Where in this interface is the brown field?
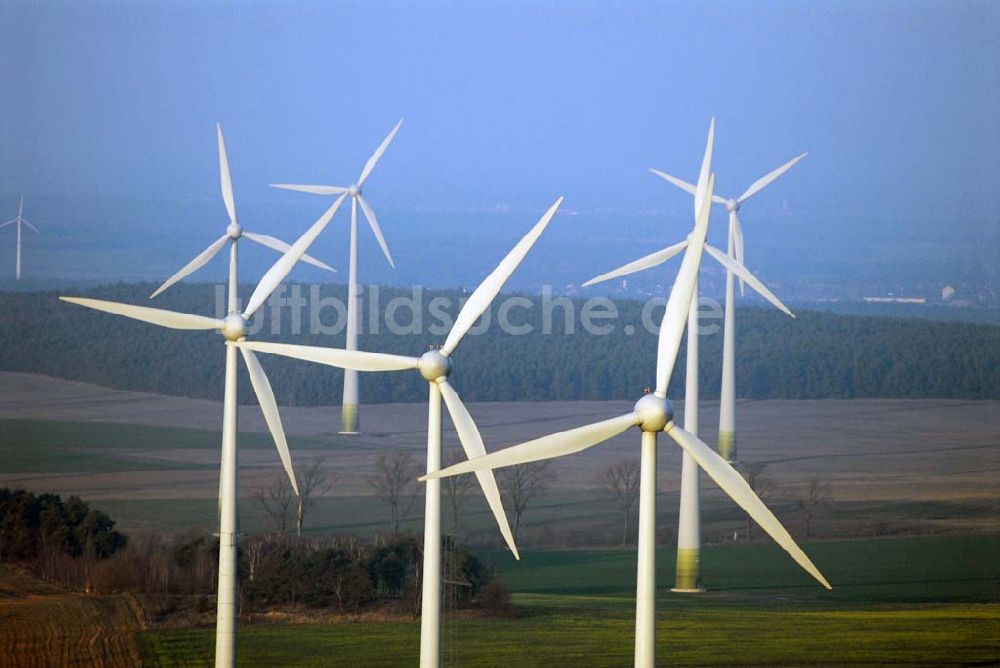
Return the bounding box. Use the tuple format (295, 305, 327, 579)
(0, 566, 146, 667)
(1, 370, 999, 540)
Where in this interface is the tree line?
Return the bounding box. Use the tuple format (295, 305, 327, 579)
(1, 282, 997, 403)
(0, 487, 509, 619)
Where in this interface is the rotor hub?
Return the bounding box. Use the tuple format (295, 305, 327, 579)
(226, 222, 243, 239)
(418, 350, 452, 382)
(633, 393, 673, 433)
(726, 198, 740, 213)
(348, 184, 361, 198)
(221, 314, 248, 341)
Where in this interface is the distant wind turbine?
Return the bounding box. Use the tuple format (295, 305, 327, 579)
(271, 119, 403, 434)
(236, 197, 564, 668)
(150, 126, 334, 300)
(428, 152, 828, 668)
(1, 197, 40, 280)
(584, 120, 795, 593)
(59, 124, 347, 668)
(651, 150, 806, 462)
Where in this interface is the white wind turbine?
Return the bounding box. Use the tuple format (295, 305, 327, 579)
(651, 149, 806, 463)
(1, 197, 40, 280)
(583, 120, 795, 593)
(426, 161, 829, 668)
(59, 124, 349, 668)
(270, 119, 403, 434)
(149, 126, 335, 300)
(237, 197, 564, 668)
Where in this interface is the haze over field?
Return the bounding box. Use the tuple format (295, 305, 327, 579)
(0, 1, 997, 303)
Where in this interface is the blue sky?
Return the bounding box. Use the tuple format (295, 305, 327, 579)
(0, 1, 997, 286)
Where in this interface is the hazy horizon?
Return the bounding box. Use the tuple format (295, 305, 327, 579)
(0, 1, 997, 300)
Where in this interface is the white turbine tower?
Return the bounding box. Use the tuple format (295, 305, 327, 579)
(651, 150, 806, 462)
(1, 197, 40, 280)
(236, 197, 564, 668)
(583, 121, 794, 592)
(427, 171, 829, 668)
(59, 125, 349, 668)
(149, 126, 335, 300)
(270, 119, 403, 435)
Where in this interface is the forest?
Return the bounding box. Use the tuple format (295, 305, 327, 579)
(0, 282, 997, 404)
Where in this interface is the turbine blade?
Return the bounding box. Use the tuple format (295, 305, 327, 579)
(357, 196, 395, 268)
(21, 219, 39, 234)
(0, 219, 16, 229)
(648, 169, 695, 195)
(60, 297, 223, 330)
(150, 235, 230, 298)
(442, 197, 563, 356)
(733, 213, 746, 296)
(243, 194, 347, 318)
(422, 412, 639, 481)
(439, 380, 519, 559)
(704, 244, 793, 317)
(712, 194, 728, 204)
(357, 118, 403, 187)
(738, 153, 807, 203)
(243, 231, 336, 272)
(217, 124, 237, 224)
(240, 346, 299, 495)
(582, 240, 688, 287)
(655, 174, 714, 395)
(666, 424, 831, 589)
(693, 117, 716, 219)
(236, 340, 419, 372)
(269, 184, 349, 196)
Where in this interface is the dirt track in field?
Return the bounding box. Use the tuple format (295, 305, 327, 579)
(0, 568, 146, 667)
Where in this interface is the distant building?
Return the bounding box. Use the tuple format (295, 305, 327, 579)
(863, 296, 927, 304)
(941, 285, 956, 302)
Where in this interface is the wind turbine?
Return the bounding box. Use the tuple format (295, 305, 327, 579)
(583, 121, 794, 593)
(1, 197, 40, 280)
(59, 124, 349, 668)
(236, 197, 564, 668)
(426, 160, 828, 668)
(651, 150, 806, 463)
(149, 126, 335, 300)
(270, 119, 403, 434)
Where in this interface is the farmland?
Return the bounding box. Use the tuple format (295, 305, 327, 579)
(0, 372, 998, 665)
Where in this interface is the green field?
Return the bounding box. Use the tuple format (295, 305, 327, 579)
(138, 534, 1000, 666)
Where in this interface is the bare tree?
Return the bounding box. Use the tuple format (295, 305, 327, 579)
(795, 478, 830, 539)
(598, 460, 641, 546)
(497, 462, 556, 544)
(256, 473, 295, 533)
(369, 451, 421, 533)
(740, 462, 774, 544)
(296, 459, 336, 537)
(442, 451, 475, 533)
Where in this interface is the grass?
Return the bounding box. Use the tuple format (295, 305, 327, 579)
(138, 534, 1000, 666)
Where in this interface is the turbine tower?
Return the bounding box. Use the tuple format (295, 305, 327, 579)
(1, 197, 40, 280)
(584, 121, 794, 592)
(236, 197, 564, 668)
(427, 169, 829, 668)
(652, 150, 806, 462)
(59, 124, 347, 668)
(271, 119, 403, 435)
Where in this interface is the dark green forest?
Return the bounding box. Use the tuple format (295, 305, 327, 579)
(0, 282, 997, 404)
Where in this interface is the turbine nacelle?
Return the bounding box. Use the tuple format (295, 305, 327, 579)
(221, 314, 249, 341)
(226, 222, 243, 240)
(418, 349, 452, 382)
(348, 184, 361, 198)
(634, 392, 673, 433)
(726, 198, 740, 213)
